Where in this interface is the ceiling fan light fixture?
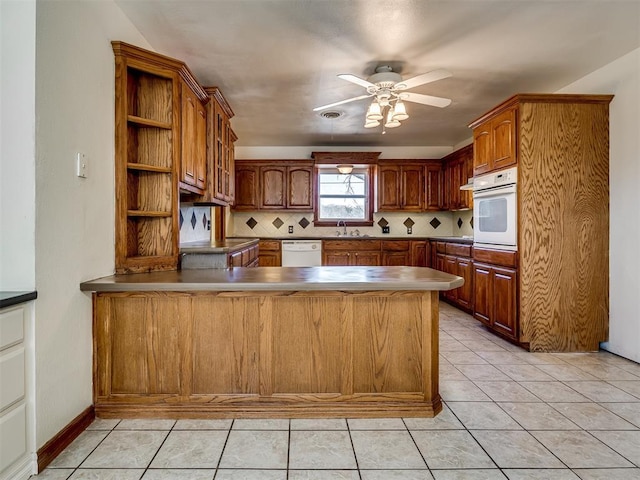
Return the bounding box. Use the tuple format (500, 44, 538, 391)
(337, 164, 354, 174)
(366, 100, 383, 120)
(392, 100, 409, 121)
(385, 109, 401, 128)
(364, 119, 380, 128)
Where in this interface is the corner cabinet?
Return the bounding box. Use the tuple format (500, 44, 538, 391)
(113, 42, 181, 274)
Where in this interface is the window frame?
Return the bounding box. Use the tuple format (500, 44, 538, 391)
(313, 165, 374, 227)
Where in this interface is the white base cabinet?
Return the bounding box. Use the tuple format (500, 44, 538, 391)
(0, 303, 35, 480)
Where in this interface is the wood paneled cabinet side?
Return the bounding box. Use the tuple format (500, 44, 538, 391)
(179, 81, 207, 194)
(470, 106, 517, 175)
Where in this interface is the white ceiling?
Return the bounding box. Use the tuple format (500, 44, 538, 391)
(116, 0, 640, 148)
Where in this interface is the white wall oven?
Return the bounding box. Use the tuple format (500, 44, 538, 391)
(473, 167, 517, 251)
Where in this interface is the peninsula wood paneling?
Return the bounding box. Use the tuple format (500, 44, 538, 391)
(93, 290, 441, 418)
(518, 101, 610, 351)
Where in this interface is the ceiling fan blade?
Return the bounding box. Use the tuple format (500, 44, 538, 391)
(337, 74, 376, 89)
(401, 92, 452, 108)
(394, 69, 452, 90)
(312, 94, 373, 111)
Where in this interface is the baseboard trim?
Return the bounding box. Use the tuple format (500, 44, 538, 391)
(37, 405, 95, 472)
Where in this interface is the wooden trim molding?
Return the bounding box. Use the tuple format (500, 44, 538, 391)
(37, 405, 95, 472)
(311, 151, 381, 164)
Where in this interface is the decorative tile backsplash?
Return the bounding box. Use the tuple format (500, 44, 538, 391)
(180, 206, 211, 243)
(230, 210, 473, 238)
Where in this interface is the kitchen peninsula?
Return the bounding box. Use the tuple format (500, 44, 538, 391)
(80, 266, 462, 419)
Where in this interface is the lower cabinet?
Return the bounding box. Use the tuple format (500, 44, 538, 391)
(434, 241, 474, 312)
(472, 247, 518, 341)
(323, 239, 429, 267)
(258, 240, 281, 266)
(229, 243, 259, 267)
(0, 302, 35, 480)
(381, 241, 410, 266)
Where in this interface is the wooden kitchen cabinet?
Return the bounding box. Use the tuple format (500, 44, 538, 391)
(234, 161, 313, 211)
(425, 163, 443, 211)
(441, 145, 473, 210)
(470, 94, 612, 351)
(322, 239, 382, 266)
(112, 42, 182, 274)
(233, 162, 260, 210)
(381, 240, 411, 266)
(432, 240, 473, 312)
(377, 163, 424, 211)
(258, 240, 281, 266)
(179, 80, 207, 194)
(471, 106, 517, 175)
(228, 243, 259, 267)
(472, 261, 518, 341)
(410, 240, 428, 267)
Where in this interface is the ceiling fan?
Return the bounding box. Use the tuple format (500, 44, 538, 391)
(313, 66, 452, 129)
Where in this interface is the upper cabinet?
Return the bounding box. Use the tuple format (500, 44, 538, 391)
(112, 41, 182, 274)
(470, 106, 517, 175)
(233, 161, 314, 211)
(377, 163, 424, 212)
(441, 144, 473, 210)
(179, 80, 208, 194)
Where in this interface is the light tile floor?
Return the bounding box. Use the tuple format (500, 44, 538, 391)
(33, 303, 640, 480)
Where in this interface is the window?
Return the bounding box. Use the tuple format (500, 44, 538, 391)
(313, 167, 374, 226)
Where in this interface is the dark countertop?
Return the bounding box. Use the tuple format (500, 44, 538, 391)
(80, 266, 463, 293)
(227, 236, 474, 244)
(180, 238, 259, 254)
(0, 291, 37, 309)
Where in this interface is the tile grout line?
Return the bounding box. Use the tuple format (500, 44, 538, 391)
(212, 418, 235, 479)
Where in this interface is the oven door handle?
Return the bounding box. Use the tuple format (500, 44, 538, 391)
(473, 183, 517, 199)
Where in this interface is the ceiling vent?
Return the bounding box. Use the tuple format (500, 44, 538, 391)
(319, 110, 342, 119)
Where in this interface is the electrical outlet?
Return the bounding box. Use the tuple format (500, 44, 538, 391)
(288, 225, 294, 234)
(382, 226, 390, 234)
(76, 152, 88, 178)
(407, 227, 412, 234)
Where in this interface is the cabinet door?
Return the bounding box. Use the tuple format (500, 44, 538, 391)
(410, 241, 428, 267)
(233, 164, 259, 210)
(460, 150, 474, 209)
(425, 164, 442, 211)
(492, 108, 517, 171)
(401, 165, 424, 211)
(258, 252, 281, 267)
(493, 266, 517, 339)
(456, 258, 474, 310)
(288, 167, 313, 209)
(473, 123, 492, 176)
(450, 160, 461, 209)
(260, 166, 286, 209)
(377, 165, 401, 210)
(382, 251, 410, 266)
(354, 251, 381, 266)
(323, 251, 351, 266)
(213, 101, 227, 201)
(180, 83, 199, 190)
(473, 263, 492, 326)
(195, 102, 207, 190)
(444, 255, 458, 301)
(436, 253, 446, 272)
(442, 163, 452, 210)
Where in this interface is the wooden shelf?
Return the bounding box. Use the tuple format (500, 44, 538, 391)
(127, 115, 172, 129)
(126, 210, 172, 218)
(127, 163, 172, 174)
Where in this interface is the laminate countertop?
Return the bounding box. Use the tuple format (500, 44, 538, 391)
(226, 236, 474, 244)
(0, 291, 37, 308)
(80, 266, 463, 293)
(179, 238, 259, 254)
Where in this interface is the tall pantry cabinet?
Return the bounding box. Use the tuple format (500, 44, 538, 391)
(469, 94, 613, 352)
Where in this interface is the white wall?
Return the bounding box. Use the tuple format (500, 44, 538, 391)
(557, 48, 640, 362)
(34, 0, 150, 447)
(0, 0, 36, 290)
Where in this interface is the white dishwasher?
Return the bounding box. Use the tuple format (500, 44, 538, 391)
(281, 240, 323, 266)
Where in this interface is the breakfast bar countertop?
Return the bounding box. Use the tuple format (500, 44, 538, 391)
(179, 238, 259, 254)
(80, 266, 463, 293)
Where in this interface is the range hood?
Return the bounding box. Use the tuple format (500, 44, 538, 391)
(459, 178, 474, 190)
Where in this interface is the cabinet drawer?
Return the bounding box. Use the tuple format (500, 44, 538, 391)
(381, 240, 409, 252)
(0, 347, 25, 411)
(473, 248, 517, 267)
(0, 307, 24, 351)
(259, 240, 281, 252)
(323, 240, 381, 251)
(435, 242, 447, 253)
(0, 403, 27, 472)
(445, 243, 472, 258)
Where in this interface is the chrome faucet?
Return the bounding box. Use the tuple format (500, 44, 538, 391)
(337, 220, 347, 236)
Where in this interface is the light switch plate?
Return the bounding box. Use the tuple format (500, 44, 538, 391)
(76, 152, 88, 178)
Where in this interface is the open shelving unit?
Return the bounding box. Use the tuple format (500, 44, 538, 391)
(113, 42, 181, 274)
